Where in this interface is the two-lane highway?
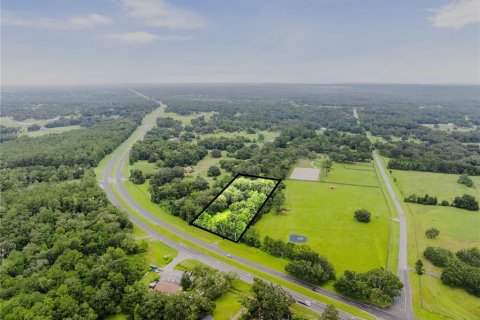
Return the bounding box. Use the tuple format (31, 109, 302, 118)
(100, 96, 409, 320)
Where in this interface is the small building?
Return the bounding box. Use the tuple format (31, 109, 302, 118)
(153, 270, 185, 294)
(184, 166, 193, 174)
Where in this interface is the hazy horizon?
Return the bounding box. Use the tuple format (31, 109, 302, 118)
(2, 0, 479, 86)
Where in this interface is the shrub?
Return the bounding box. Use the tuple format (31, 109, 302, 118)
(423, 246, 454, 267)
(458, 174, 474, 187)
(425, 227, 440, 239)
(456, 247, 480, 268)
(354, 209, 371, 223)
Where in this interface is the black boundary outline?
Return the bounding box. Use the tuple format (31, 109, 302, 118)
(190, 173, 282, 243)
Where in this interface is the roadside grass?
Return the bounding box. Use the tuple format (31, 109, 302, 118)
(133, 225, 148, 237)
(111, 185, 374, 319)
(129, 160, 159, 177)
(123, 180, 219, 243)
(175, 259, 321, 320)
(255, 179, 391, 275)
(145, 239, 178, 268)
(380, 158, 480, 319)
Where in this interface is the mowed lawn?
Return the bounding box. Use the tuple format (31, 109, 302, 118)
(254, 179, 391, 275)
(391, 169, 480, 319)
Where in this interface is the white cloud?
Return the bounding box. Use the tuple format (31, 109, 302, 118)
(105, 31, 187, 43)
(121, 0, 205, 29)
(2, 12, 113, 29)
(69, 14, 113, 28)
(429, 0, 480, 29)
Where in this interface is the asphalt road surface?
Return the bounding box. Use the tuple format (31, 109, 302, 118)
(373, 151, 414, 320)
(100, 98, 410, 320)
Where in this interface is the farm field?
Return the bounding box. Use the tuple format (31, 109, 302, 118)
(254, 177, 392, 275)
(390, 168, 480, 319)
(318, 161, 380, 187)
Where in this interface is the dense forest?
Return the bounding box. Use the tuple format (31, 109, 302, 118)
(193, 177, 277, 241)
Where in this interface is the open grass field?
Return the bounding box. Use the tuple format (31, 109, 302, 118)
(145, 239, 178, 268)
(129, 160, 159, 177)
(0, 116, 82, 137)
(387, 166, 480, 319)
(254, 178, 391, 275)
(318, 161, 380, 187)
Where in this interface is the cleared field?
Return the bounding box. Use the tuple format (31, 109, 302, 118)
(392, 169, 480, 201)
(390, 168, 480, 319)
(129, 160, 159, 177)
(0, 116, 81, 137)
(255, 179, 391, 275)
(317, 161, 379, 187)
(290, 167, 320, 181)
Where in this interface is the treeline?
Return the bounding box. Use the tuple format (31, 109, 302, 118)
(1, 87, 156, 122)
(0, 174, 145, 319)
(404, 193, 479, 211)
(388, 158, 480, 175)
(334, 268, 404, 306)
(129, 139, 207, 167)
(1, 119, 136, 169)
(424, 247, 480, 296)
(164, 98, 361, 133)
(0, 165, 84, 191)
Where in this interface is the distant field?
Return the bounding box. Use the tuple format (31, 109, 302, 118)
(255, 178, 391, 275)
(421, 123, 476, 133)
(390, 168, 480, 319)
(0, 116, 81, 137)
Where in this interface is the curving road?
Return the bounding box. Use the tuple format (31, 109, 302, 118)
(100, 96, 409, 320)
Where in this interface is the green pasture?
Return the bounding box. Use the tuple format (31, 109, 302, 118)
(392, 169, 480, 201)
(318, 161, 379, 187)
(255, 179, 391, 275)
(384, 163, 480, 319)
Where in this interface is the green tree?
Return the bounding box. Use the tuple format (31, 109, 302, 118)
(458, 174, 474, 187)
(180, 273, 192, 291)
(354, 209, 371, 223)
(129, 169, 146, 184)
(207, 165, 221, 177)
(415, 259, 424, 275)
(211, 149, 222, 158)
(241, 278, 295, 320)
(321, 305, 339, 320)
(425, 227, 440, 239)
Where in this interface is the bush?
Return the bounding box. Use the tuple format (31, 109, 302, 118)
(425, 227, 440, 239)
(458, 174, 474, 187)
(334, 268, 403, 305)
(452, 194, 479, 211)
(211, 149, 222, 158)
(423, 246, 454, 267)
(129, 169, 146, 184)
(207, 165, 221, 177)
(354, 209, 371, 223)
(456, 247, 480, 268)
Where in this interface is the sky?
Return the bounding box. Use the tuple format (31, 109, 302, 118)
(1, 0, 479, 85)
